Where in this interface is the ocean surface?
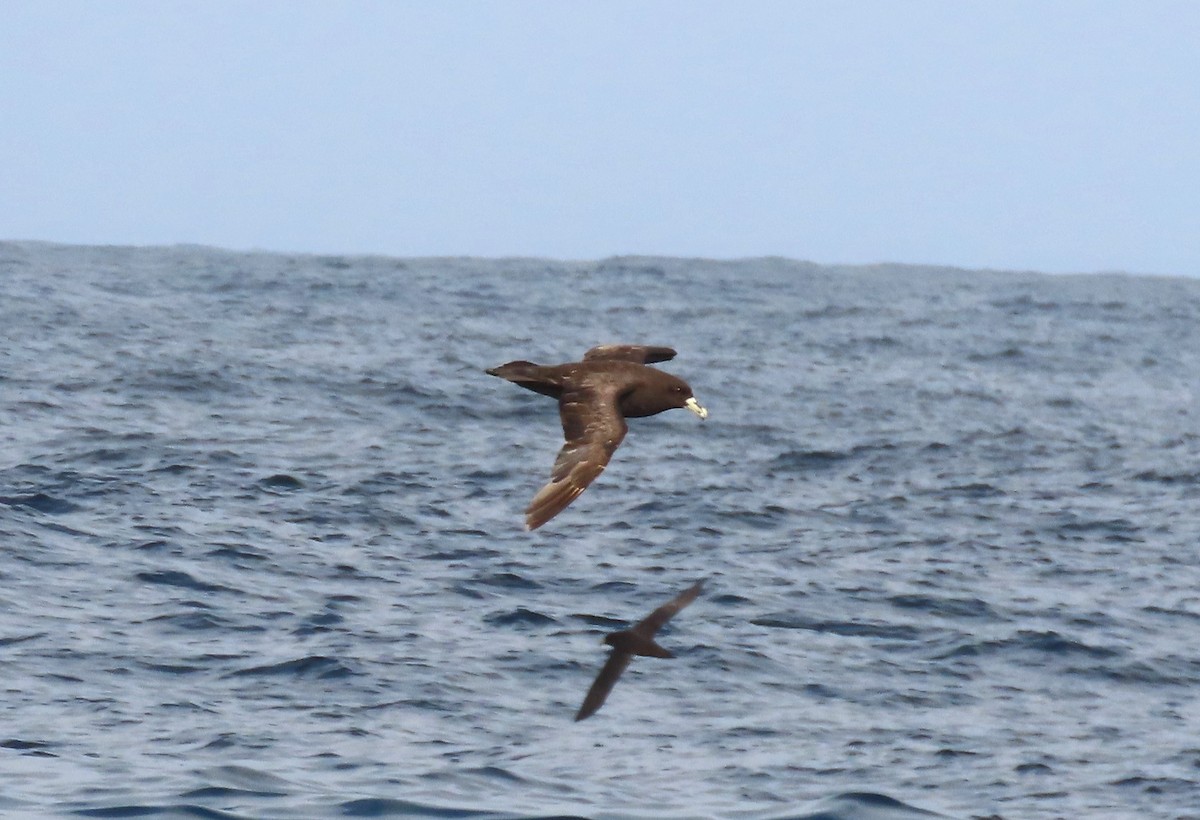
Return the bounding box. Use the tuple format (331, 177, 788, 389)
(2, 241, 1199, 820)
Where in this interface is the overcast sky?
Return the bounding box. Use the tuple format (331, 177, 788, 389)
(2, 1, 1197, 274)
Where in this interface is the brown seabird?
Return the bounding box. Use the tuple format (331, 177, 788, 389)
(486, 344, 707, 530)
(575, 579, 704, 721)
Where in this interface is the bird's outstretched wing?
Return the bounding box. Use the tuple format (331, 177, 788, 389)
(583, 344, 677, 364)
(633, 580, 705, 637)
(524, 381, 627, 530)
(575, 649, 633, 721)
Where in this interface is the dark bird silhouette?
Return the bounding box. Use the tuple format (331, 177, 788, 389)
(486, 344, 707, 530)
(575, 579, 704, 722)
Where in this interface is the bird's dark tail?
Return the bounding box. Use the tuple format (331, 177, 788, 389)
(485, 360, 563, 398)
(632, 638, 674, 659)
(485, 360, 540, 380)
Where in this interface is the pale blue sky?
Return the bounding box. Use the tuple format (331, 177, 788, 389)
(2, 1, 1197, 274)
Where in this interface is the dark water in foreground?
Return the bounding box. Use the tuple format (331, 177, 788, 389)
(2, 241, 1199, 819)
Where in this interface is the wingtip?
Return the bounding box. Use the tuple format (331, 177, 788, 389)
(523, 480, 585, 531)
(524, 506, 551, 531)
(523, 504, 546, 531)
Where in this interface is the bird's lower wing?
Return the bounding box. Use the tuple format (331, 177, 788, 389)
(575, 650, 632, 721)
(524, 383, 626, 530)
(525, 443, 608, 530)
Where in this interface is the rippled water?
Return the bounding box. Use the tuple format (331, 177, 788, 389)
(2, 241, 1199, 819)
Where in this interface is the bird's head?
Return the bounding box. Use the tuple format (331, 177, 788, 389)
(665, 377, 707, 419)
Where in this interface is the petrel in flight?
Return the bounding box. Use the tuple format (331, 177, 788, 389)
(575, 579, 704, 722)
(487, 344, 707, 530)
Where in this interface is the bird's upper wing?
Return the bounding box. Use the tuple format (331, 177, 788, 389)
(575, 649, 633, 721)
(524, 380, 627, 530)
(634, 580, 704, 637)
(582, 344, 677, 364)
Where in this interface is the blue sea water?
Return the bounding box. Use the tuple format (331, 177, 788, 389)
(2, 241, 1199, 819)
